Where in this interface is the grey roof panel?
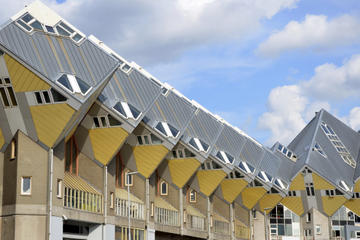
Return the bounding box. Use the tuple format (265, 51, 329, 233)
(238, 138, 264, 168)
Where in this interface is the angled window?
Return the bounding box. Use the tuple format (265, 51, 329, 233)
(339, 180, 350, 192)
(320, 122, 356, 168)
(155, 121, 179, 138)
(216, 150, 234, 164)
(121, 64, 131, 73)
(16, 13, 43, 32)
(314, 142, 326, 157)
(21, 176, 32, 195)
(0, 77, 17, 108)
(238, 161, 255, 174)
(57, 74, 92, 96)
(188, 137, 209, 153)
(113, 101, 141, 120)
(277, 143, 296, 161)
(274, 178, 288, 190)
(56, 21, 84, 43)
(257, 171, 273, 183)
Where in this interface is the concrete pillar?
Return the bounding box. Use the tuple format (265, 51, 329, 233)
(180, 188, 184, 235)
(146, 178, 155, 240)
(50, 216, 62, 240)
(230, 203, 235, 240)
(207, 197, 212, 240)
(104, 224, 115, 240)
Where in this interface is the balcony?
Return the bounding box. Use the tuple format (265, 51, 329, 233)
(63, 172, 103, 213)
(115, 188, 145, 220)
(235, 219, 250, 239)
(186, 205, 206, 231)
(213, 213, 229, 235)
(155, 196, 179, 226)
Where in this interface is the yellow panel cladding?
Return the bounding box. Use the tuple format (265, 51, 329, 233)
(167, 158, 200, 188)
(259, 194, 283, 213)
(313, 172, 335, 190)
(0, 128, 4, 149)
(241, 187, 267, 210)
(4, 54, 50, 92)
(354, 179, 360, 192)
(289, 174, 305, 191)
(30, 104, 74, 147)
(322, 196, 347, 216)
(197, 170, 226, 197)
(281, 197, 304, 216)
(89, 127, 129, 165)
(133, 145, 169, 178)
(64, 172, 100, 195)
(221, 179, 248, 203)
(345, 199, 360, 216)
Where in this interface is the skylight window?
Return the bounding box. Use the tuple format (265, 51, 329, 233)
(274, 178, 288, 190)
(257, 171, 273, 183)
(216, 151, 234, 164)
(56, 74, 91, 96)
(320, 122, 356, 168)
(113, 101, 141, 120)
(155, 122, 179, 138)
(277, 143, 297, 161)
(339, 180, 350, 192)
(188, 137, 209, 153)
(16, 13, 43, 32)
(238, 161, 255, 174)
(314, 142, 326, 157)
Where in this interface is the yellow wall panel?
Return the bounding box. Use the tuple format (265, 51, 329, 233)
(241, 187, 267, 210)
(133, 145, 169, 178)
(344, 199, 360, 216)
(0, 128, 4, 149)
(221, 179, 248, 203)
(322, 196, 347, 217)
(89, 127, 129, 165)
(289, 174, 305, 190)
(281, 197, 304, 216)
(4, 54, 50, 92)
(259, 194, 283, 213)
(168, 158, 200, 188)
(354, 180, 360, 192)
(197, 170, 226, 197)
(313, 172, 335, 190)
(30, 104, 74, 147)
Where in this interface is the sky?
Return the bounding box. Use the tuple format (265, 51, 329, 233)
(1, 0, 360, 147)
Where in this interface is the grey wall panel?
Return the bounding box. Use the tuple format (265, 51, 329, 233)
(258, 150, 281, 178)
(239, 139, 264, 168)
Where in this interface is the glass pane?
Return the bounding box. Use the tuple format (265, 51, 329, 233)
(22, 177, 31, 193)
(75, 76, 91, 95)
(60, 22, 74, 33)
(30, 20, 42, 30)
(57, 74, 73, 92)
(0, 87, 10, 106)
(185, 148, 195, 157)
(155, 122, 166, 136)
(128, 103, 141, 119)
(278, 224, 285, 235)
(168, 123, 179, 137)
(35, 92, 42, 104)
(72, 33, 83, 42)
(93, 117, 100, 128)
(21, 13, 33, 23)
(100, 116, 107, 127)
(199, 139, 209, 151)
(108, 114, 121, 126)
(43, 91, 51, 103)
(150, 134, 162, 144)
(161, 182, 167, 194)
(56, 26, 70, 36)
(17, 20, 32, 31)
(51, 88, 67, 102)
(7, 87, 17, 106)
(178, 150, 183, 158)
(4, 78, 10, 84)
(143, 135, 149, 144)
(189, 138, 199, 151)
(45, 25, 55, 33)
(113, 102, 126, 117)
(137, 136, 143, 145)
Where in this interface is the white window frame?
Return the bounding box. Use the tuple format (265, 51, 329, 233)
(315, 225, 321, 235)
(57, 74, 92, 96)
(110, 192, 114, 209)
(239, 161, 254, 174)
(339, 180, 350, 192)
(56, 179, 62, 198)
(189, 189, 197, 203)
(125, 171, 133, 187)
(21, 176, 32, 196)
(259, 171, 270, 182)
(160, 181, 168, 196)
(306, 212, 311, 223)
(155, 122, 179, 138)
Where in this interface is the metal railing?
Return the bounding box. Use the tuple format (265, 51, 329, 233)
(214, 220, 229, 235)
(63, 187, 103, 213)
(115, 198, 145, 220)
(155, 207, 179, 226)
(188, 214, 205, 231)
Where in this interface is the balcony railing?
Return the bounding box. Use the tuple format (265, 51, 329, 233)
(188, 214, 205, 231)
(63, 186, 103, 213)
(235, 224, 250, 239)
(214, 220, 229, 235)
(115, 198, 145, 220)
(155, 207, 179, 226)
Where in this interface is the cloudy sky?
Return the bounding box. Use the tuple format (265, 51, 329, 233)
(1, 0, 360, 146)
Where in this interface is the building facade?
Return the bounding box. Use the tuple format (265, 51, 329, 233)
(0, 2, 359, 240)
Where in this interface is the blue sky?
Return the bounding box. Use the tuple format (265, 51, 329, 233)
(1, 0, 360, 146)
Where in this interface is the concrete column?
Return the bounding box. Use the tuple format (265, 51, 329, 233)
(50, 216, 62, 240)
(207, 197, 212, 240)
(103, 166, 108, 240)
(230, 203, 235, 240)
(146, 178, 150, 224)
(180, 188, 184, 235)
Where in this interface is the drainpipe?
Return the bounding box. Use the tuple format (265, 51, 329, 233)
(48, 148, 53, 240)
(103, 165, 108, 240)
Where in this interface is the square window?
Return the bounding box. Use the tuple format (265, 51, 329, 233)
(125, 172, 133, 186)
(21, 177, 31, 195)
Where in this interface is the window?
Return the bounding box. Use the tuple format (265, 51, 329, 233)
(34, 88, 67, 105)
(306, 212, 311, 222)
(353, 192, 360, 199)
(189, 189, 196, 203)
(65, 137, 78, 175)
(304, 229, 312, 236)
(188, 137, 209, 152)
(226, 170, 244, 179)
(155, 122, 179, 138)
(320, 121, 356, 168)
(306, 183, 315, 196)
(57, 74, 92, 96)
(113, 101, 141, 120)
(136, 134, 162, 146)
(277, 143, 297, 161)
(314, 142, 326, 157)
(315, 225, 321, 235)
(92, 114, 121, 128)
(121, 64, 131, 73)
(16, 13, 42, 32)
(160, 181, 168, 196)
(257, 171, 273, 183)
(172, 148, 195, 159)
(238, 161, 255, 174)
(288, 191, 296, 196)
(216, 151, 234, 164)
(56, 21, 84, 42)
(125, 171, 133, 186)
(110, 192, 114, 209)
(21, 176, 31, 195)
(325, 189, 335, 197)
(0, 77, 17, 107)
(339, 180, 350, 192)
(274, 178, 287, 190)
(10, 139, 16, 160)
(57, 179, 62, 198)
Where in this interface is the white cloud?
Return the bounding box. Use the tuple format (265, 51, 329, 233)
(257, 14, 360, 57)
(259, 54, 360, 145)
(0, 0, 298, 65)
